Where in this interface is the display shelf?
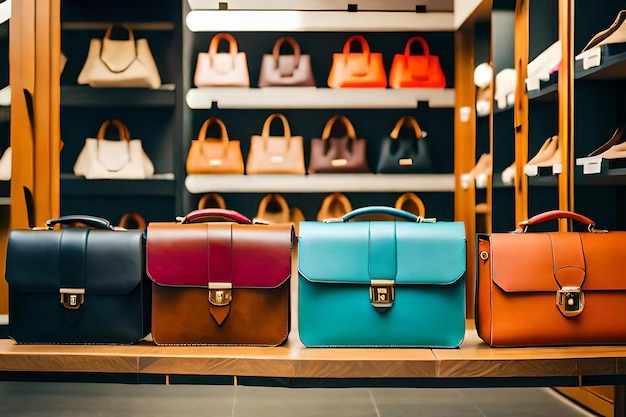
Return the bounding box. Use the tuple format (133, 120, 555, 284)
(61, 85, 176, 107)
(186, 88, 455, 110)
(61, 173, 176, 197)
(185, 174, 454, 194)
(61, 22, 175, 31)
(186, 10, 455, 32)
(0, 197, 9, 206)
(187, 0, 454, 12)
(0, 0, 10, 25)
(528, 83, 558, 102)
(575, 157, 626, 186)
(574, 44, 626, 81)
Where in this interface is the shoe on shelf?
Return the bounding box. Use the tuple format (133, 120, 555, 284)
(581, 10, 626, 53)
(526, 41, 561, 91)
(524, 136, 561, 176)
(494, 69, 516, 110)
(587, 123, 626, 157)
(474, 62, 492, 117)
(501, 161, 516, 185)
(526, 136, 557, 165)
(598, 141, 626, 159)
(461, 153, 492, 190)
(475, 202, 489, 215)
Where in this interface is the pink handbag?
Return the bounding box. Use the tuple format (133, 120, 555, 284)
(194, 33, 250, 87)
(258, 37, 316, 87)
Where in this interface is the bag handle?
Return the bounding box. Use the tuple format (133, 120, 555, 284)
(118, 212, 146, 230)
(197, 117, 229, 145)
(318, 192, 352, 219)
(321, 115, 357, 140)
(394, 192, 426, 217)
(518, 210, 597, 232)
(342, 35, 371, 58)
(208, 32, 239, 69)
(181, 208, 251, 224)
(272, 36, 301, 69)
(97, 119, 131, 141)
(261, 113, 292, 138)
(389, 116, 426, 140)
(100, 24, 138, 74)
(404, 36, 430, 58)
(198, 193, 226, 209)
(257, 193, 290, 218)
(45, 215, 113, 230)
(341, 206, 420, 223)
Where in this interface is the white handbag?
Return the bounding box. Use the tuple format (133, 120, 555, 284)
(193, 32, 250, 87)
(77, 24, 161, 89)
(73, 119, 154, 179)
(0, 147, 11, 181)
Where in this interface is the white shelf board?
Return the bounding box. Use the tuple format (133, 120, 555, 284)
(187, 0, 454, 12)
(0, 197, 9, 206)
(185, 174, 455, 194)
(186, 10, 455, 32)
(0, 86, 9, 107)
(186, 87, 455, 109)
(0, 0, 10, 25)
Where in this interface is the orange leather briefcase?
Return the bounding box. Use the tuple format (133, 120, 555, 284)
(476, 210, 626, 347)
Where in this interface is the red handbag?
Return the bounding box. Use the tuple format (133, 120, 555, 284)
(389, 36, 446, 89)
(327, 35, 387, 88)
(146, 209, 293, 346)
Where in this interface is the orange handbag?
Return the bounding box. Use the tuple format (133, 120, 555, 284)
(389, 36, 446, 89)
(327, 35, 387, 88)
(185, 117, 244, 175)
(476, 210, 626, 347)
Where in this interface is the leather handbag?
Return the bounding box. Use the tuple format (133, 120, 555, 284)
(327, 35, 387, 88)
(254, 193, 291, 224)
(298, 206, 466, 347)
(389, 36, 446, 89)
(73, 119, 155, 179)
(376, 116, 433, 173)
(118, 212, 146, 230)
(258, 37, 316, 87)
(146, 209, 293, 346)
(77, 24, 161, 89)
(194, 32, 250, 87)
(308, 115, 370, 173)
(185, 117, 244, 175)
(5, 215, 151, 344)
(246, 113, 306, 174)
(394, 192, 426, 218)
(198, 193, 226, 209)
(316, 192, 352, 221)
(476, 210, 626, 347)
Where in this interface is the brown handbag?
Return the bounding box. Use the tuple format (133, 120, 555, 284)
(146, 209, 293, 346)
(246, 113, 306, 174)
(198, 193, 226, 209)
(258, 37, 316, 87)
(118, 212, 147, 230)
(476, 210, 626, 347)
(316, 193, 353, 221)
(185, 117, 244, 174)
(308, 115, 370, 173)
(253, 193, 291, 224)
(394, 192, 426, 217)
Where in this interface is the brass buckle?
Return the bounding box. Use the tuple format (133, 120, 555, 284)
(208, 283, 232, 306)
(370, 279, 395, 308)
(59, 288, 85, 310)
(556, 286, 584, 317)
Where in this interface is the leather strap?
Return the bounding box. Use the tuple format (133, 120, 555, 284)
(272, 36, 301, 69)
(256, 193, 289, 219)
(99, 24, 137, 74)
(118, 212, 146, 230)
(390, 116, 424, 139)
(318, 192, 352, 219)
(342, 35, 370, 57)
(404, 36, 430, 58)
(548, 232, 586, 289)
(198, 193, 226, 210)
(197, 117, 229, 144)
(519, 210, 595, 230)
(208, 32, 238, 69)
(184, 209, 251, 224)
(344, 206, 419, 223)
(59, 228, 89, 323)
(368, 222, 397, 280)
(394, 192, 426, 217)
(321, 115, 357, 140)
(261, 113, 292, 138)
(97, 119, 131, 141)
(207, 224, 233, 325)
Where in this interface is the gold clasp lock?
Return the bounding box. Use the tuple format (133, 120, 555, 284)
(370, 279, 395, 308)
(59, 288, 85, 310)
(208, 283, 232, 306)
(556, 286, 584, 317)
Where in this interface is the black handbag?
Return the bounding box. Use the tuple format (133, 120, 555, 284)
(5, 215, 151, 344)
(376, 116, 433, 173)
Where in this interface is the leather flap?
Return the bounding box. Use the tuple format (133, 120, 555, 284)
(101, 39, 137, 73)
(146, 223, 292, 288)
(298, 221, 465, 285)
(407, 56, 429, 80)
(490, 232, 626, 293)
(345, 54, 370, 77)
(6, 229, 145, 294)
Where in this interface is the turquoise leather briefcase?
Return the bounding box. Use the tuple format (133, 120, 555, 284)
(298, 206, 466, 348)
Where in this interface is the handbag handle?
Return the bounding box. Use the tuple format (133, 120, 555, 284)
(197, 117, 229, 145)
(342, 206, 419, 223)
(100, 24, 138, 74)
(198, 193, 226, 209)
(257, 193, 290, 218)
(262, 113, 292, 138)
(404, 36, 430, 58)
(97, 119, 131, 141)
(518, 210, 596, 232)
(182, 209, 252, 224)
(208, 32, 239, 69)
(272, 36, 301, 69)
(118, 212, 146, 230)
(45, 215, 113, 230)
(390, 116, 425, 140)
(394, 192, 426, 217)
(318, 192, 352, 219)
(342, 35, 371, 58)
(321, 115, 357, 140)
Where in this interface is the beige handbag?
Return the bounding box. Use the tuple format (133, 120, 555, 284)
(394, 192, 426, 217)
(194, 33, 250, 87)
(246, 113, 306, 174)
(0, 147, 11, 181)
(258, 37, 316, 87)
(316, 193, 353, 221)
(73, 119, 154, 179)
(254, 193, 291, 224)
(197, 193, 226, 209)
(77, 24, 161, 89)
(185, 117, 245, 174)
